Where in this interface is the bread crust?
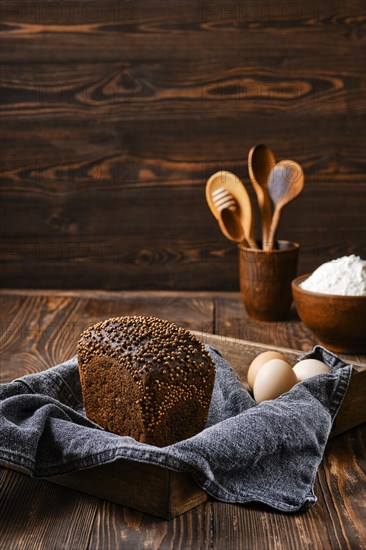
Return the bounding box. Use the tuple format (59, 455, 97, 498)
(78, 316, 215, 446)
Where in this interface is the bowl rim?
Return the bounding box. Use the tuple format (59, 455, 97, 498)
(292, 274, 366, 300)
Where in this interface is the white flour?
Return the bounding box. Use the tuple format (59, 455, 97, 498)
(300, 255, 366, 296)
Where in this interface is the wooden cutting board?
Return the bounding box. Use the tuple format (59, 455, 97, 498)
(7, 333, 366, 519)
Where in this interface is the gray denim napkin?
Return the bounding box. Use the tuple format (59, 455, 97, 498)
(0, 345, 352, 512)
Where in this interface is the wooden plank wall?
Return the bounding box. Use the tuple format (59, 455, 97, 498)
(1, 0, 365, 290)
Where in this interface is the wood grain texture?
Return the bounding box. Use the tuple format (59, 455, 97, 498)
(1, 61, 365, 120)
(0, 290, 365, 549)
(317, 425, 366, 550)
(0, 468, 98, 550)
(1, 0, 365, 290)
(1, 1, 365, 64)
(210, 500, 332, 550)
(0, 290, 214, 382)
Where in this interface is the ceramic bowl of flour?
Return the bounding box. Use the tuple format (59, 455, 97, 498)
(292, 273, 366, 353)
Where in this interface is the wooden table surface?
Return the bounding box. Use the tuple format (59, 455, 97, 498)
(1, 289, 365, 550)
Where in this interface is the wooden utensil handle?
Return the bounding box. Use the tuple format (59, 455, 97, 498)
(247, 237, 259, 249)
(261, 191, 273, 246)
(266, 207, 281, 251)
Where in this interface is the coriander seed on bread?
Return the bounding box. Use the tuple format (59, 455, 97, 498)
(78, 316, 215, 447)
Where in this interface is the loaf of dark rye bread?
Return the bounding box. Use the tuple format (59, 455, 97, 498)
(77, 316, 215, 447)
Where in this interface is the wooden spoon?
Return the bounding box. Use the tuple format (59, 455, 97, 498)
(206, 171, 258, 248)
(267, 160, 304, 250)
(248, 144, 276, 247)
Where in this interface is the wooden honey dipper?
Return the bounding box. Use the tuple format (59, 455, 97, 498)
(206, 171, 258, 248)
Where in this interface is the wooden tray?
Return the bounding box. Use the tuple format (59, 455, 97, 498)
(197, 332, 366, 439)
(7, 333, 366, 519)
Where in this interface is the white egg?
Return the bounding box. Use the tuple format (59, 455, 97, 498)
(253, 358, 298, 403)
(293, 359, 330, 381)
(247, 350, 285, 390)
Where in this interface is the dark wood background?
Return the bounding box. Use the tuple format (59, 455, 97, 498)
(1, 0, 365, 290)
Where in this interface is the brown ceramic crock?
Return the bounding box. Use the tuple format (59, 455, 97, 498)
(239, 241, 299, 321)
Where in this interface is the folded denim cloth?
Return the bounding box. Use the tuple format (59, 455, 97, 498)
(0, 345, 351, 512)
